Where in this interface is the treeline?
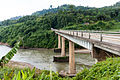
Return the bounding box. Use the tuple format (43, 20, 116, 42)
(32, 4, 95, 16)
(0, 3, 120, 48)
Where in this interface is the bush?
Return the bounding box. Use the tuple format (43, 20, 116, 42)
(75, 57, 120, 80)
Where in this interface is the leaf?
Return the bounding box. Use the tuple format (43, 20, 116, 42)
(21, 70, 26, 80)
(12, 74, 16, 80)
(39, 72, 45, 80)
(16, 71, 21, 80)
(0, 41, 20, 65)
(26, 72, 35, 80)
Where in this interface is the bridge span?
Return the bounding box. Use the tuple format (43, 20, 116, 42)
(52, 28, 120, 74)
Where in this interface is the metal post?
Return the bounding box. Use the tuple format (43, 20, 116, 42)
(76, 31, 78, 36)
(100, 33, 102, 42)
(81, 31, 83, 37)
(73, 31, 74, 35)
(89, 32, 90, 39)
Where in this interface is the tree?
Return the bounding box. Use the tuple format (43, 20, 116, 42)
(50, 5, 53, 9)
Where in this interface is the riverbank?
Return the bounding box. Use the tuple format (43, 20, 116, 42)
(0, 42, 54, 50)
(5, 60, 42, 74)
(0, 42, 9, 46)
(6, 60, 35, 69)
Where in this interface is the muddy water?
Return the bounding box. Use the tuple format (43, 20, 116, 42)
(0, 45, 95, 72)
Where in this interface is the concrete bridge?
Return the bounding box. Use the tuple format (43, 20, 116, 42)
(52, 28, 120, 75)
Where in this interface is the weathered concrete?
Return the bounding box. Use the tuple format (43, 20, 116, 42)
(59, 70, 76, 77)
(61, 37, 66, 57)
(91, 45, 118, 62)
(58, 35, 61, 48)
(52, 29, 120, 75)
(69, 41, 76, 74)
(53, 55, 69, 62)
(54, 48, 61, 53)
(54, 30, 120, 56)
(56, 32, 93, 51)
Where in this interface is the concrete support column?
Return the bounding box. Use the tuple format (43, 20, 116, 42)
(58, 35, 61, 48)
(61, 37, 65, 56)
(69, 41, 76, 74)
(91, 44, 112, 63)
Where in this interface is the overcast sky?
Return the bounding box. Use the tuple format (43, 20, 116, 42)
(0, 0, 120, 21)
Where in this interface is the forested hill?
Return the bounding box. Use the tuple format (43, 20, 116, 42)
(103, 1, 120, 8)
(32, 4, 95, 16)
(0, 2, 120, 48)
(9, 16, 22, 20)
(113, 1, 120, 8)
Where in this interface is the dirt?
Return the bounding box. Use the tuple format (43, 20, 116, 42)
(5, 61, 35, 69)
(5, 61, 42, 74)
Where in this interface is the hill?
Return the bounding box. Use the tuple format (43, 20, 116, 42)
(9, 16, 22, 20)
(113, 1, 120, 8)
(32, 4, 95, 16)
(103, 1, 120, 8)
(0, 2, 120, 48)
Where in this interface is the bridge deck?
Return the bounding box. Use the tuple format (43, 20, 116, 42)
(52, 29, 120, 56)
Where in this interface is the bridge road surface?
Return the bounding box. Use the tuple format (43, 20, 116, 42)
(52, 29, 120, 56)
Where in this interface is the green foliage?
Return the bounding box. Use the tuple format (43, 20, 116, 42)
(0, 57, 120, 80)
(0, 42, 20, 67)
(75, 57, 120, 80)
(0, 67, 72, 80)
(0, 3, 120, 49)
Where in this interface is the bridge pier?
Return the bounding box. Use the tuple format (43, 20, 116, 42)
(53, 36, 69, 62)
(69, 41, 76, 74)
(54, 35, 61, 53)
(91, 45, 111, 62)
(61, 37, 66, 56)
(58, 35, 61, 48)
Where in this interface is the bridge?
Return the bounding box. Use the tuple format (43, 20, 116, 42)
(51, 28, 120, 75)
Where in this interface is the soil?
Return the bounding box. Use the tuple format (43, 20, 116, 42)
(6, 61, 35, 69)
(5, 61, 42, 74)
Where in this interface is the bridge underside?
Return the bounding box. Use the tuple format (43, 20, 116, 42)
(56, 32, 93, 51)
(56, 32, 120, 56)
(54, 31, 120, 75)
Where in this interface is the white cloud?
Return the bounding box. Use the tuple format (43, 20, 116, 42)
(0, 0, 120, 21)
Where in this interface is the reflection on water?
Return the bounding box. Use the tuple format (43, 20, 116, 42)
(0, 45, 95, 72)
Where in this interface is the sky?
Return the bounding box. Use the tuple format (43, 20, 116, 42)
(0, 0, 120, 21)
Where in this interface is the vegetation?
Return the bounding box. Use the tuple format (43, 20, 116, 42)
(0, 66, 74, 80)
(75, 57, 120, 80)
(0, 57, 119, 80)
(0, 41, 20, 67)
(0, 1, 119, 80)
(0, 2, 120, 48)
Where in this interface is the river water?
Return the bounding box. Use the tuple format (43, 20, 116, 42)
(0, 45, 95, 72)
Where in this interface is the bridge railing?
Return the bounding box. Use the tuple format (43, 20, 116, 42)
(51, 28, 120, 45)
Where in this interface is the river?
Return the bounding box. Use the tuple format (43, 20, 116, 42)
(0, 45, 95, 72)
